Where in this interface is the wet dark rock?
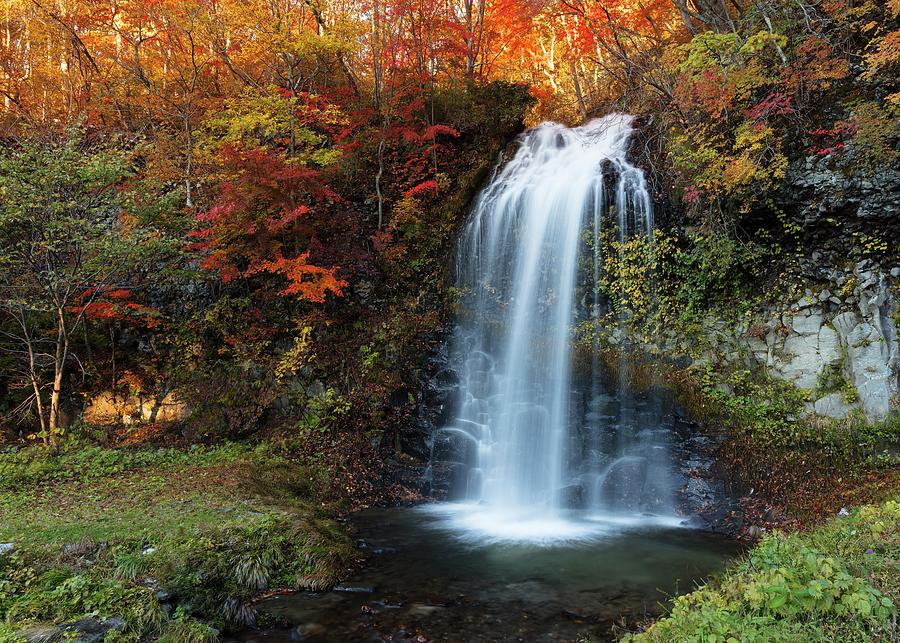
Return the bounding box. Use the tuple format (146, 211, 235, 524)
(597, 457, 648, 509)
(774, 157, 900, 254)
(431, 430, 475, 466)
(672, 355, 693, 369)
(138, 576, 172, 602)
(24, 617, 126, 643)
(428, 461, 468, 499)
(690, 498, 761, 539)
(557, 484, 586, 509)
(700, 506, 730, 528)
(18, 625, 62, 643)
(388, 388, 412, 410)
(390, 339, 461, 490)
(355, 539, 388, 555)
(747, 525, 764, 540)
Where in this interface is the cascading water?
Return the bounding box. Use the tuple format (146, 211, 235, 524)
(430, 114, 678, 542)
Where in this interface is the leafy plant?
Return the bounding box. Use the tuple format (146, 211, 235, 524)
(628, 500, 900, 641)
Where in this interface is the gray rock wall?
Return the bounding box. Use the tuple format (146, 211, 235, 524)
(785, 156, 900, 228)
(695, 261, 898, 421)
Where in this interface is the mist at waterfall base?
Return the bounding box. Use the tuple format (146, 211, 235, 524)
(428, 114, 676, 543)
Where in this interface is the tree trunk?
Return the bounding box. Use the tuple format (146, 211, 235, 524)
(672, 0, 698, 33)
(372, 0, 382, 112)
(29, 374, 48, 446)
(147, 381, 172, 425)
(570, 61, 587, 120)
(184, 113, 194, 208)
(375, 136, 385, 229)
(21, 316, 50, 445)
(48, 310, 69, 449)
(49, 364, 64, 449)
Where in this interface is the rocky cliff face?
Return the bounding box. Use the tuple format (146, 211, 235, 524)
(747, 151, 900, 420)
(697, 260, 899, 421)
(782, 155, 900, 238)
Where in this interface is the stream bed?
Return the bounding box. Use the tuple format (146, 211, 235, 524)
(231, 506, 741, 643)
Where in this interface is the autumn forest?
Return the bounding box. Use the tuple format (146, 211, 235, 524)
(0, 0, 898, 641)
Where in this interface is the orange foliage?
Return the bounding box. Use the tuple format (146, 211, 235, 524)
(193, 145, 346, 302)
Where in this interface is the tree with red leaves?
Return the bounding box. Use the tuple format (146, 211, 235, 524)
(194, 145, 347, 302)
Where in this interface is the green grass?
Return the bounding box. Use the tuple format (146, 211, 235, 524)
(0, 441, 253, 491)
(0, 443, 355, 642)
(625, 499, 900, 642)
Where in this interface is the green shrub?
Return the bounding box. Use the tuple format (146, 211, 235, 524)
(687, 364, 900, 465)
(661, 234, 767, 322)
(586, 230, 769, 341)
(3, 573, 163, 639)
(692, 365, 808, 447)
(627, 500, 900, 642)
(0, 623, 22, 643)
(157, 608, 219, 643)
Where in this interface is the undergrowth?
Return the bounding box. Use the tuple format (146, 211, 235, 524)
(0, 441, 252, 491)
(689, 364, 899, 466)
(625, 499, 900, 642)
(0, 444, 355, 641)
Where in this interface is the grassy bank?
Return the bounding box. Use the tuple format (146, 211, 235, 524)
(0, 442, 355, 641)
(625, 499, 899, 641)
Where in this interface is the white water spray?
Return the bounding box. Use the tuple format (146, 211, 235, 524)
(435, 114, 674, 542)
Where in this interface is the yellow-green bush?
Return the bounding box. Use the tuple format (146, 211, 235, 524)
(626, 500, 900, 642)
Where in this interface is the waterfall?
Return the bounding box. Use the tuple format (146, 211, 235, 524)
(434, 114, 675, 542)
